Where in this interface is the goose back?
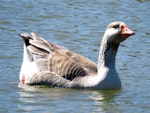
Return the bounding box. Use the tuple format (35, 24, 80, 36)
(22, 33, 97, 82)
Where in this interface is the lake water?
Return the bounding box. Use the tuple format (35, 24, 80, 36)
(0, 0, 150, 112)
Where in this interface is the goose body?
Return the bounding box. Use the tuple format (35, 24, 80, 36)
(19, 21, 135, 90)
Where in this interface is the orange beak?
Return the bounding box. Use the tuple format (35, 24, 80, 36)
(120, 24, 135, 39)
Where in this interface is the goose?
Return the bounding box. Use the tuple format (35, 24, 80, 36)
(19, 21, 135, 90)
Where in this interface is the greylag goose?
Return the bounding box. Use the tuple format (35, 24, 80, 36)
(19, 21, 135, 90)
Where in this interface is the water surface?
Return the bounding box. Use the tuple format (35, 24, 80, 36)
(0, 0, 150, 112)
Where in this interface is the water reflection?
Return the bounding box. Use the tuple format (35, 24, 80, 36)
(18, 87, 70, 112)
(18, 86, 122, 112)
(89, 90, 122, 112)
(90, 90, 117, 103)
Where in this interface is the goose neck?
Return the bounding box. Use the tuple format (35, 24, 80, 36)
(98, 40, 119, 70)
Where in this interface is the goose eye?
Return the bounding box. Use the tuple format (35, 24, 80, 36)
(113, 25, 120, 29)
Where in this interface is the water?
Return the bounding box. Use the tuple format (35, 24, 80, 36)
(0, 0, 150, 112)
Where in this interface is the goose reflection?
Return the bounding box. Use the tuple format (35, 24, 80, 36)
(89, 90, 122, 112)
(18, 87, 122, 112)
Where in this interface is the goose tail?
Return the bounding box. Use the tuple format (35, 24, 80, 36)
(20, 32, 54, 61)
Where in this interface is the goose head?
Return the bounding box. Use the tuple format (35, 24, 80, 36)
(98, 21, 135, 72)
(103, 21, 135, 44)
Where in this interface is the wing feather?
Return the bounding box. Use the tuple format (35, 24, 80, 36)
(21, 32, 97, 84)
(26, 72, 72, 87)
(48, 51, 86, 80)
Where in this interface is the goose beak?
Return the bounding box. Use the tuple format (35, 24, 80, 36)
(120, 24, 135, 39)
